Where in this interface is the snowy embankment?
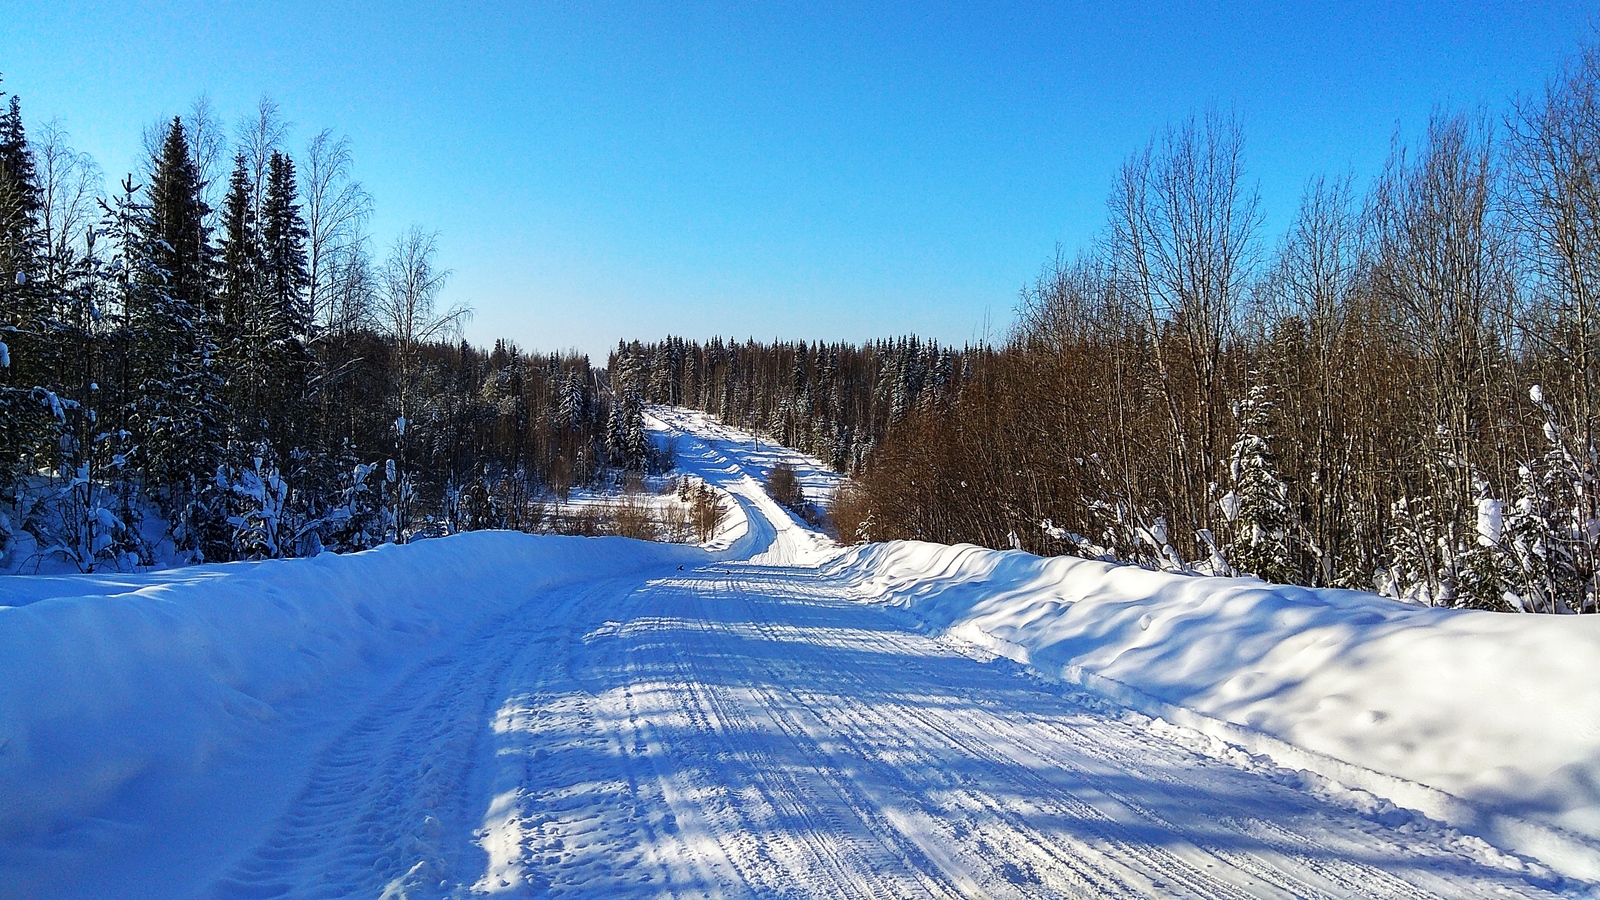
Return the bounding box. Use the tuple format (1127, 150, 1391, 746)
(0, 533, 713, 846)
(828, 540, 1600, 879)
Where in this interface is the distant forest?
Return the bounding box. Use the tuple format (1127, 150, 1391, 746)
(639, 39, 1600, 615)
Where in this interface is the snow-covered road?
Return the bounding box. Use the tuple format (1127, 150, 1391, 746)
(0, 409, 1579, 897)
(452, 560, 1555, 898)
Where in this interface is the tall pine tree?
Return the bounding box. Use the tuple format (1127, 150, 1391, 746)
(0, 84, 49, 508)
(132, 120, 226, 559)
(216, 153, 258, 333)
(144, 118, 211, 315)
(260, 151, 309, 338)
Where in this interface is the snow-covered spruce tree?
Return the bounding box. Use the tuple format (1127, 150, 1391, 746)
(0, 84, 51, 523)
(215, 154, 261, 433)
(1503, 384, 1600, 612)
(131, 120, 227, 560)
(1218, 383, 1297, 583)
(1384, 491, 1447, 605)
(0, 89, 43, 319)
(605, 392, 648, 473)
(214, 151, 272, 537)
(259, 152, 310, 338)
(24, 217, 143, 573)
(240, 150, 311, 553)
(604, 394, 626, 469)
(1452, 474, 1518, 611)
(605, 347, 649, 472)
(829, 422, 851, 473)
(308, 457, 390, 553)
(1503, 457, 1560, 612)
(556, 369, 586, 431)
(217, 150, 309, 460)
(144, 119, 212, 320)
(83, 179, 172, 568)
(216, 155, 258, 328)
(625, 393, 650, 470)
(50, 423, 143, 572)
(217, 445, 290, 559)
(1381, 441, 1516, 610)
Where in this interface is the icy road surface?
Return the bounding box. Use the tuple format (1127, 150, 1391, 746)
(0, 408, 1573, 898)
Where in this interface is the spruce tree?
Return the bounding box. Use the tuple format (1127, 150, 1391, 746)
(0, 84, 48, 504)
(1220, 383, 1296, 583)
(253, 150, 310, 458)
(0, 91, 41, 295)
(133, 125, 228, 560)
(216, 154, 258, 332)
(558, 370, 586, 430)
(260, 151, 309, 337)
(144, 118, 211, 316)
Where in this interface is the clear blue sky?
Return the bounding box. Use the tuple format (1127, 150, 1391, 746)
(4, 2, 1594, 361)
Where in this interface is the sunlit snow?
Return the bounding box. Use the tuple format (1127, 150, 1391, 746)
(0, 407, 1589, 897)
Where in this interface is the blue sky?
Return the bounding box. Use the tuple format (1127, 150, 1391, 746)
(4, 2, 1594, 360)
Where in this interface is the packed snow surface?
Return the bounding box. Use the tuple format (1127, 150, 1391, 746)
(0, 405, 1593, 897)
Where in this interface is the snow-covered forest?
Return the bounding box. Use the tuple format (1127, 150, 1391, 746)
(627, 42, 1600, 615)
(0, 89, 669, 572)
(609, 335, 963, 473)
(13, 40, 1600, 615)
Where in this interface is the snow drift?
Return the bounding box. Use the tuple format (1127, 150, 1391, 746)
(827, 540, 1600, 879)
(0, 532, 708, 843)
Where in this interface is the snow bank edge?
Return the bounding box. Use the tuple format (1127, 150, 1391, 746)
(826, 539, 1600, 882)
(0, 531, 711, 839)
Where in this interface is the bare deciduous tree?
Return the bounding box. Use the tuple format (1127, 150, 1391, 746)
(34, 120, 102, 283)
(1109, 110, 1262, 537)
(1369, 114, 1511, 509)
(302, 129, 372, 333)
(378, 227, 469, 405)
(236, 96, 290, 222)
(1508, 43, 1600, 451)
(185, 94, 226, 217)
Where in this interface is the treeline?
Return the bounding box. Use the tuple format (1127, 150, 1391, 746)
(839, 40, 1600, 613)
(0, 89, 627, 571)
(610, 335, 967, 473)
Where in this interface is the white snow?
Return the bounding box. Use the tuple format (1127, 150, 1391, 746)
(0, 406, 1593, 897)
(0, 533, 715, 897)
(1477, 497, 1504, 545)
(829, 539, 1600, 880)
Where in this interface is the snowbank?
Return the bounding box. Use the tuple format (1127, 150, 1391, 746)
(828, 540, 1600, 879)
(0, 532, 706, 842)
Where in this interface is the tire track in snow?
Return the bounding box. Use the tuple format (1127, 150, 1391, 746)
(639, 559, 1564, 899)
(623, 576, 959, 899)
(699, 568, 1227, 898)
(205, 577, 626, 899)
(816, 582, 1556, 898)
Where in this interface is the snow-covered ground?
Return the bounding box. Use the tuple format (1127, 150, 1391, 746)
(0, 406, 1593, 897)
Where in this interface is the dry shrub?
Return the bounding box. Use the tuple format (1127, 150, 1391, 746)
(661, 499, 691, 543)
(612, 492, 658, 541)
(765, 463, 805, 511)
(550, 505, 603, 537)
(829, 483, 873, 545)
